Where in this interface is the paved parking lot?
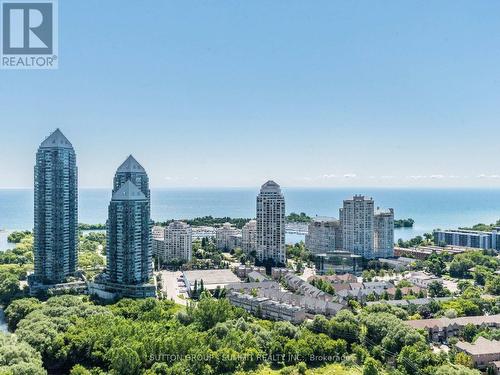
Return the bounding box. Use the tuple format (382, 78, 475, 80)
(159, 270, 188, 306)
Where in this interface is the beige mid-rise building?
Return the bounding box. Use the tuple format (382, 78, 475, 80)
(305, 217, 342, 254)
(242, 219, 257, 254)
(216, 222, 241, 251)
(154, 221, 192, 264)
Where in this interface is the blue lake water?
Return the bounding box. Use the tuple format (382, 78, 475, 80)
(1, 188, 500, 251)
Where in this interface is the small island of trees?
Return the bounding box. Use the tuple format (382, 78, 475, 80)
(394, 218, 415, 228)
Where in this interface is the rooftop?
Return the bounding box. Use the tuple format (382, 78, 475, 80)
(456, 337, 500, 356)
(435, 229, 496, 235)
(311, 216, 338, 223)
(406, 314, 500, 330)
(407, 271, 440, 280)
(183, 269, 240, 287)
(260, 180, 281, 193)
(247, 271, 268, 282)
(366, 297, 452, 307)
(39, 129, 73, 149)
(243, 220, 257, 227)
(167, 220, 191, 230)
(116, 155, 146, 173)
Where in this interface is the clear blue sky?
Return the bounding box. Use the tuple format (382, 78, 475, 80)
(1, 1, 500, 188)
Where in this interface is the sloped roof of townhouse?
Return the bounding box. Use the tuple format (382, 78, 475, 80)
(406, 314, 500, 330)
(456, 337, 500, 356)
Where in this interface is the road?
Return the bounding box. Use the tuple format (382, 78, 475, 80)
(158, 270, 188, 306)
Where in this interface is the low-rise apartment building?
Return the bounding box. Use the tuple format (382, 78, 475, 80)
(394, 245, 468, 260)
(259, 287, 345, 317)
(227, 280, 345, 317)
(271, 267, 291, 280)
(235, 265, 266, 279)
(406, 314, 500, 342)
(366, 297, 451, 308)
(228, 291, 306, 324)
(308, 273, 358, 284)
(456, 337, 500, 370)
(226, 281, 280, 293)
(283, 273, 334, 302)
(336, 281, 394, 303)
(434, 229, 500, 250)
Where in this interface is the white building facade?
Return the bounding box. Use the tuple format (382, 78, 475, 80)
(242, 219, 257, 254)
(256, 180, 286, 265)
(340, 195, 375, 259)
(305, 217, 342, 254)
(152, 226, 165, 241)
(153, 222, 192, 264)
(433, 229, 500, 250)
(216, 222, 241, 251)
(374, 208, 394, 258)
(163, 221, 192, 263)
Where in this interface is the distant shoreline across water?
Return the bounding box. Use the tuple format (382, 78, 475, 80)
(1, 187, 500, 248)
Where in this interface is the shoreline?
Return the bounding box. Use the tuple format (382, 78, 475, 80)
(0, 226, 424, 253)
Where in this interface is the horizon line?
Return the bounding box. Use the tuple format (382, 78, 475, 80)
(2, 185, 500, 190)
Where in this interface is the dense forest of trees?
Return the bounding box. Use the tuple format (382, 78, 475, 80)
(1, 294, 489, 375)
(1, 227, 499, 374)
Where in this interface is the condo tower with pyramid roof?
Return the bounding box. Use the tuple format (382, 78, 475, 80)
(32, 129, 78, 285)
(106, 180, 152, 285)
(89, 156, 155, 298)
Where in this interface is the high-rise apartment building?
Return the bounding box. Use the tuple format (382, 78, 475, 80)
(152, 225, 165, 261)
(33, 129, 78, 284)
(374, 208, 394, 258)
(340, 195, 375, 259)
(216, 222, 241, 251)
(305, 217, 342, 254)
(106, 180, 152, 285)
(242, 219, 257, 254)
(152, 225, 165, 241)
(156, 221, 192, 264)
(256, 180, 286, 265)
(89, 158, 154, 299)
